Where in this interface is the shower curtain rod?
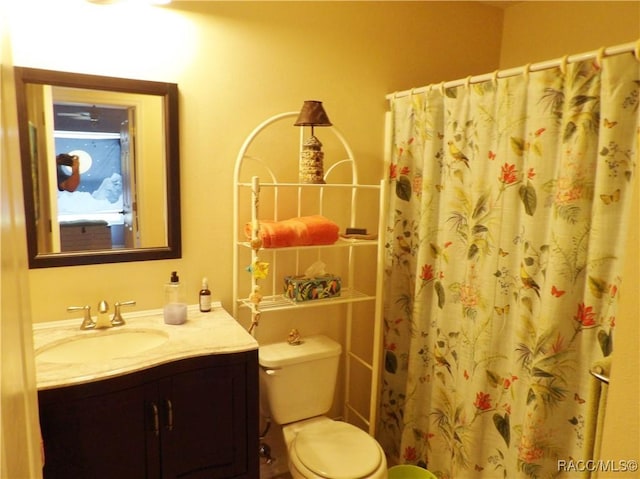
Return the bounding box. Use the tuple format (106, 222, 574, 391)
(386, 40, 640, 100)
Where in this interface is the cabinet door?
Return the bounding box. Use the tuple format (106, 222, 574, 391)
(40, 383, 153, 479)
(159, 362, 250, 479)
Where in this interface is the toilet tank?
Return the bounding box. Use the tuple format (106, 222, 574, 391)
(259, 335, 341, 425)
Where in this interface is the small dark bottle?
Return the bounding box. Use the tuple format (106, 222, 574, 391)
(199, 277, 212, 312)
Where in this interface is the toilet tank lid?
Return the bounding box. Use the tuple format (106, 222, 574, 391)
(259, 335, 341, 368)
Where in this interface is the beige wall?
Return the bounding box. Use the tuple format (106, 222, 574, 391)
(500, 1, 640, 68)
(8, 0, 503, 330)
(1, 6, 43, 476)
(7, 6, 502, 470)
(4, 0, 638, 472)
(500, 0, 640, 470)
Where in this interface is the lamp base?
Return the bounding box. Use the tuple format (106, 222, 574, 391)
(299, 135, 325, 184)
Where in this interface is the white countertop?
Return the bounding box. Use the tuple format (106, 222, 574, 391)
(33, 303, 258, 390)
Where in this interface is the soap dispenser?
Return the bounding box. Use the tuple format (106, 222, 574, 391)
(164, 271, 187, 325)
(199, 277, 212, 312)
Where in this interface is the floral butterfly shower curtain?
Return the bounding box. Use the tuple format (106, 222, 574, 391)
(377, 51, 640, 478)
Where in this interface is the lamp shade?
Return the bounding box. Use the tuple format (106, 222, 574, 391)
(294, 101, 332, 127)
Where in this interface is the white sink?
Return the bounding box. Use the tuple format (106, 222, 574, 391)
(36, 329, 169, 364)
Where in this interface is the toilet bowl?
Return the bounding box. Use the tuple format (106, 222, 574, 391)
(259, 335, 388, 479)
(283, 417, 387, 479)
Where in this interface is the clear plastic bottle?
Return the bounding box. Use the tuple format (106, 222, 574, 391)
(199, 277, 212, 312)
(164, 271, 187, 325)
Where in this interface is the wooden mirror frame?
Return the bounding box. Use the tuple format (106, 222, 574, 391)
(14, 67, 181, 268)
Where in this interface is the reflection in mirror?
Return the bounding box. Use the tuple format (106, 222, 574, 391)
(15, 67, 181, 268)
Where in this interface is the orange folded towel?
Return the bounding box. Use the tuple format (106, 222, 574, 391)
(245, 215, 339, 248)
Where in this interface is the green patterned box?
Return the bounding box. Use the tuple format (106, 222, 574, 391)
(283, 274, 342, 302)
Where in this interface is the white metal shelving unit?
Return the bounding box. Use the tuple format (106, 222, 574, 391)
(232, 111, 386, 435)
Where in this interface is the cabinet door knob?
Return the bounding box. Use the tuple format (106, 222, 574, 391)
(164, 399, 174, 431)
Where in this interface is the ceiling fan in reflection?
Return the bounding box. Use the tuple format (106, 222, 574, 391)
(56, 111, 100, 123)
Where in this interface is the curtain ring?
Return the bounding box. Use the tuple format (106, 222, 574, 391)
(596, 46, 605, 68)
(439, 81, 446, 96)
(492, 69, 500, 86)
(465, 75, 472, 89)
(560, 55, 569, 75)
(523, 63, 532, 82)
(634, 39, 640, 62)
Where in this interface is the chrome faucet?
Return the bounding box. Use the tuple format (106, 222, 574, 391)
(67, 305, 94, 330)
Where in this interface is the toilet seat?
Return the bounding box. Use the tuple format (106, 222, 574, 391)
(290, 420, 382, 479)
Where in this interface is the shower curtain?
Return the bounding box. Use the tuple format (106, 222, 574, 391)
(378, 51, 640, 478)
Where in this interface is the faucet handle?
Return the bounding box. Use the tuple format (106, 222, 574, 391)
(112, 300, 136, 326)
(68, 305, 94, 330)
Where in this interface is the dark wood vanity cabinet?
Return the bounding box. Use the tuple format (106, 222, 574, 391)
(38, 351, 259, 479)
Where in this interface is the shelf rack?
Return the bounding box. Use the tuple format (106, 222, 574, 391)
(232, 111, 386, 435)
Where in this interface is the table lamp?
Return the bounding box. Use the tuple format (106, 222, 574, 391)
(294, 100, 332, 184)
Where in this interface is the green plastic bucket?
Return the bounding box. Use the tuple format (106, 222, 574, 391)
(388, 465, 437, 479)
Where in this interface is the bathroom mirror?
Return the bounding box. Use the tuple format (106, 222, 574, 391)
(14, 67, 181, 268)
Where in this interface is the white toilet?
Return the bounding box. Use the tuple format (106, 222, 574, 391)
(259, 335, 387, 479)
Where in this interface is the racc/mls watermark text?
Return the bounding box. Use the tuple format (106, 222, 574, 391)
(558, 460, 639, 473)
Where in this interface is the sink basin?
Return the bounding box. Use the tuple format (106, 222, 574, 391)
(37, 329, 169, 364)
